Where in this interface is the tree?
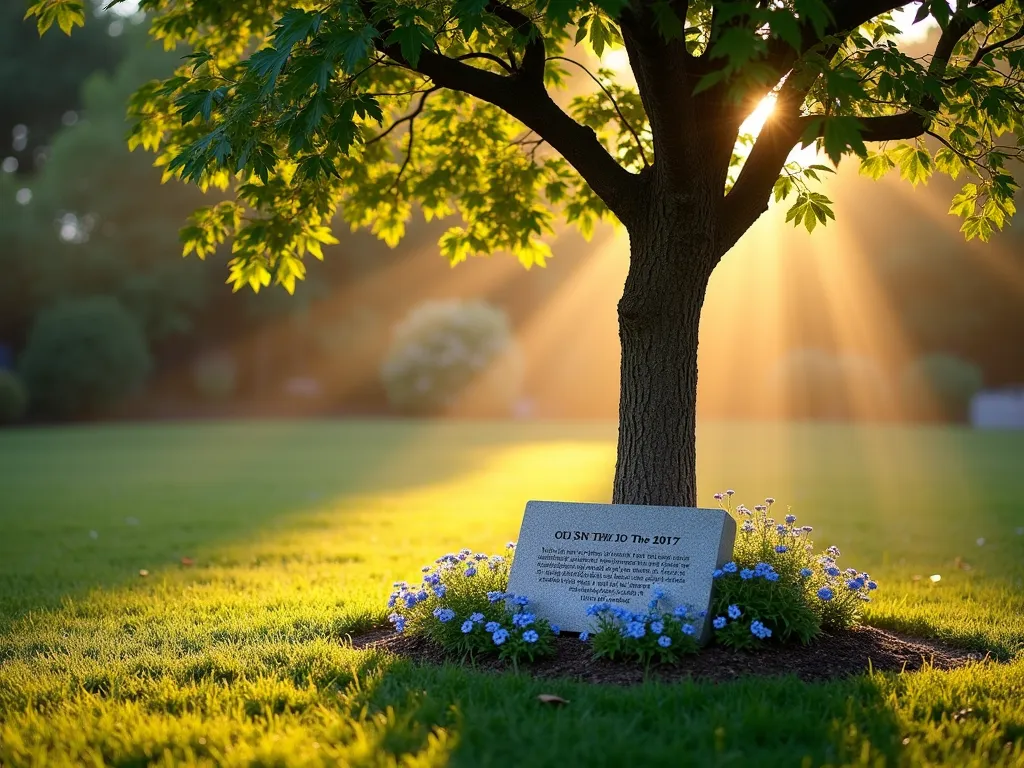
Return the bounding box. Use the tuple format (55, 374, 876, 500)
(33, 0, 1024, 506)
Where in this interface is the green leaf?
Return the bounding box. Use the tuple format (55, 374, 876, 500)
(332, 25, 379, 73)
(785, 192, 835, 233)
(25, 0, 85, 36)
(895, 145, 933, 186)
(820, 117, 867, 165)
(386, 24, 435, 66)
(859, 152, 896, 180)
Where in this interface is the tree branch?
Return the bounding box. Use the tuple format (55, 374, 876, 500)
(721, 0, 1014, 248)
(359, 0, 639, 221)
(962, 21, 1024, 72)
(453, 52, 515, 75)
(484, 0, 546, 82)
(365, 87, 438, 146)
(547, 55, 650, 167)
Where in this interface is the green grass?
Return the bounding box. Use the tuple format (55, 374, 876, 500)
(1, 420, 1023, 767)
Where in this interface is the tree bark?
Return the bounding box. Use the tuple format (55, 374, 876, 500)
(613, 177, 718, 507)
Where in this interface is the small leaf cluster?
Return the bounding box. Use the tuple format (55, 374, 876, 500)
(585, 586, 701, 665)
(709, 492, 879, 649)
(386, 544, 557, 664)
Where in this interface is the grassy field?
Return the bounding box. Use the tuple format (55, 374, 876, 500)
(1, 420, 1023, 766)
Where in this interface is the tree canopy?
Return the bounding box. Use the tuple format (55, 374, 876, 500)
(29, 0, 1024, 293)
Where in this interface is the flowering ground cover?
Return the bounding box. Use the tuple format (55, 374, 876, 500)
(1, 420, 1023, 766)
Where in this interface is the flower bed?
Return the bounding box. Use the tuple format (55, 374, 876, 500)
(384, 494, 881, 665)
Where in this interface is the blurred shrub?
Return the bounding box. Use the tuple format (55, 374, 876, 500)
(381, 300, 523, 416)
(192, 352, 238, 401)
(902, 354, 983, 422)
(18, 296, 152, 419)
(769, 349, 894, 420)
(0, 370, 28, 424)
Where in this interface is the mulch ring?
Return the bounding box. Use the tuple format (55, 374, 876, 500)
(349, 625, 990, 685)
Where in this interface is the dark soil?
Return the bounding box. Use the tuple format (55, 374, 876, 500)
(349, 626, 988, 685)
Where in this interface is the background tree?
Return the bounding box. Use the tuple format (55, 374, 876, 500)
(2, 1, 126, 175)
(32, 0, 1024, 505)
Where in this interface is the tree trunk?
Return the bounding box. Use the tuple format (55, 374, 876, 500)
(612, 183, 718, 507)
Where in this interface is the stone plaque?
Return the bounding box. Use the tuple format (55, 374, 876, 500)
(507, 500, 736, 634)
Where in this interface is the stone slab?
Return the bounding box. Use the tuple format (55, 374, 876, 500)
(507, 500, 736, 635)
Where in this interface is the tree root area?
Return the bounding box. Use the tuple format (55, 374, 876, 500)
(350, 626, 987, 685)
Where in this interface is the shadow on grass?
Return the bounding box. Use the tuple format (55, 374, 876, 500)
(349, 650, 903, 767)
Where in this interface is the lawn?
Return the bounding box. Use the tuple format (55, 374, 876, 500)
(1, 420, 1023, 767)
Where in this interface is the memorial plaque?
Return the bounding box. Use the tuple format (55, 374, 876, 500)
(507, 500, 736, 635)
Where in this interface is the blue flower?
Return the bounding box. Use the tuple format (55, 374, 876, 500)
(723, 562, 738, 573)
(512, 612, 535, 628)
(776, 525, 787, 534)
(867, 581, 878, 591)
(551, 624, 560, 635)
(437, 608, 456, 623)
(579, 631, 590, 642)
(485, 621, 501, 633)
(623, 621, 646, 639)
(474, 553, 488, 561)
(461, 620, 474, 634)
(512, 595, 529, 607)
(404, 595, 418, 609)
(394, 617, 406, 633)
(727, 604, 741, 620)
(651, 584, 666, 600)
(416, 590, 428, 601)
(433, 584, 447, 598)
(486, 591, 505, 602)
(765, 571, 780, 582)
(740, 569, 754, 580)
(750, 620, 772, 640)
(647, 599, 658, 611)
(658, 635, 672, 648)
(650, 620, 664, 634)
(387, 596, 397, 608)
(470, 612, 484, 623)
(522, 629, 539, 643)
(712, 569, 724, 579)
(775, 545, 789, 553)
(682, 623, 697, 636)
(741, 522, 754, 533)
(492, 628, 509, 645)
(800, 568, 813, 578)
(672, 605, 691, 619)
(785, 514, 797, 524)
(847, 578, 864, 591)
(713, 616, 726, 629)
(464, 566, 477, 577)
(825, 567, 841, 578)
(817, 587, 834, 602)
